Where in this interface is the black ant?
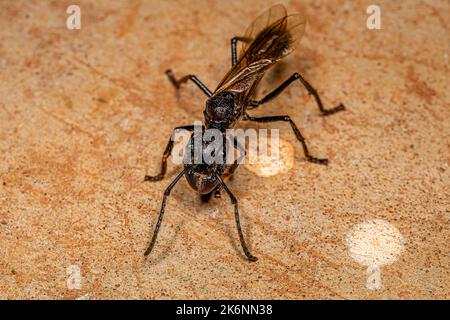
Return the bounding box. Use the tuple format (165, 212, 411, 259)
(144, 4, 345, 262)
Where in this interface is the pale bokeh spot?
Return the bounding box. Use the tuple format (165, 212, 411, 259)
(346, 219, 405, 290)
(244, 138, 294, 177)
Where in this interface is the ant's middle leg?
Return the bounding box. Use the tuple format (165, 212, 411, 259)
(243, 113, 328, 165)
(165, 69, 212, 97)
(144, 125, 195, 182)
(248, 72, 346, 115)
(230, 36, 251, 66)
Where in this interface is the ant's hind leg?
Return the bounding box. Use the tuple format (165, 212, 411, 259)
(230, 36, 251, 66)
(217, 175, 257, 262)
(144, 125, 195, 182)
(165, 69, 212, 97)
(244, 113, 328, 165)
(144, 169, 185, 256)
(248, 72, 346, 116)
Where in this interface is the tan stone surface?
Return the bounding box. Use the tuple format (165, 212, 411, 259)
(0, 0, 448, 299)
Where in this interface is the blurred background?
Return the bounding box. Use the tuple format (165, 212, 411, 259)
(0, 0, 448, 299)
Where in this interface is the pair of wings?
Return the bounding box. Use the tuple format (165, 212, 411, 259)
(214, 4, 306, 95)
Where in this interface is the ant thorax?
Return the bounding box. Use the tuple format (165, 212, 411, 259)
(204, 91, 237, 129)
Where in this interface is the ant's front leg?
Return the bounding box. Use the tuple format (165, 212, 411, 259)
(165, 69, 212, 97)
(216, 174, 257, 262)
(218, 135, 246, 191)
(144, 125, 195, 182)
(243, 113, 328, 165)
(230, 36, 251, 66)
(226, 135, 246, 176)
(144, 169, 186, 257)
(248, 72, 346, 116)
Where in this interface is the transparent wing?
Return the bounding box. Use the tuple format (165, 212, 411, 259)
(218, 59, 272, 93)
(240, 4, 288, 56)
(214, 5, 306, 94)
(241, 13, 306, 63)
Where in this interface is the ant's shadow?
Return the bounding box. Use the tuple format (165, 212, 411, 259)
(143, 178, 256, 265)
(144, 218, 187, 266)
(259, 46, 318, 88)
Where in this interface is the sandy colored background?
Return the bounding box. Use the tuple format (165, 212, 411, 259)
(0, 0, 448, 299)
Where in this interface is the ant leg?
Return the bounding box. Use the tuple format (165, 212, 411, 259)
(221, 135, 246, 182)
(217, 175, 257, 262)
(144, 125, 194, 182)
(230, 36, 251, 66)
(248, 72, 346, 115)
(244, 113, 328, 165)
(165, 69, 212, 97)
(229, 136, 246, 174)
(144, 169, 186, 256)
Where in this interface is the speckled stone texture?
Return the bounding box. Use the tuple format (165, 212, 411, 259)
(0, 0, 448, 299)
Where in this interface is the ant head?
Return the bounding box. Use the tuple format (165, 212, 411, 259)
(204, 92, 236, 128)
(183, 132, 225, 194)
(184, 163, 220, 194)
